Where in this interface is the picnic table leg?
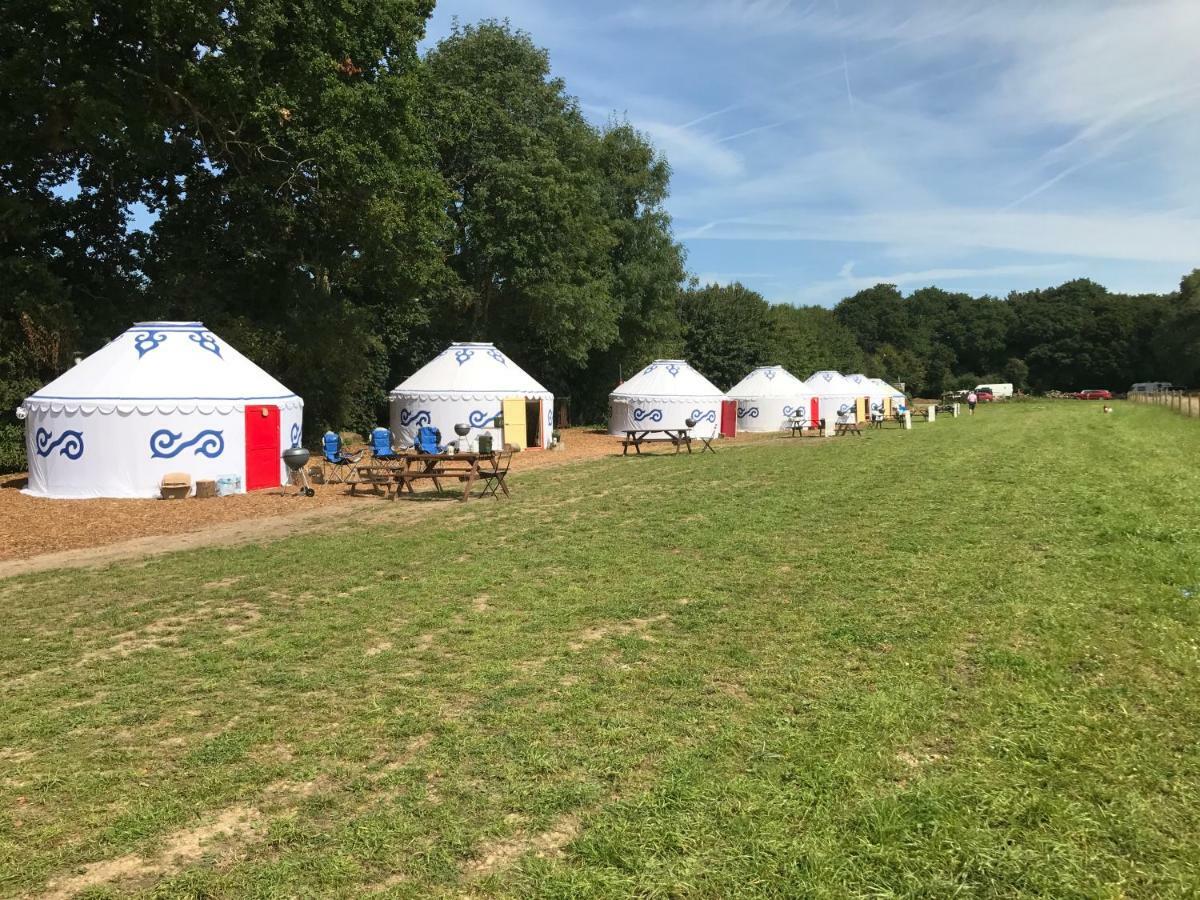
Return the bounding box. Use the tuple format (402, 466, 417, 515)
(460, 467, 477, 501)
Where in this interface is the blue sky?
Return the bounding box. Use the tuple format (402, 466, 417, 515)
(425, 0, 1200, 306)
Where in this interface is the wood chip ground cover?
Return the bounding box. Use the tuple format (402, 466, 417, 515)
(2, 403, 1200, 896)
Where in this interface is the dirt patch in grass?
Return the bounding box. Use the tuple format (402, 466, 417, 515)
(41, 805, 263, 899)
(568, 614, 670, 651)
(365, 640, 393, 657)
(464, 813, 582, 879)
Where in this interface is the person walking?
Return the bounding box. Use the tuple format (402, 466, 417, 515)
(967, 390, 978, 415)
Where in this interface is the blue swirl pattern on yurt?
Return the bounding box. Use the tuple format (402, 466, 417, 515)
(689, 409, 717, 423)
(290, 423, 301, 448)
(737, 407, 759, 419)
(454, 347, 474, 366)
(133, 331, 166, 358)
(399, 409, 432, 428)
(188, 331, 222, 358)
(632, 408, 664, 423)
(487, 348, 507, 366)
(469, 409, 501, 427)
(150, 429, 225, 458)
(35, 428, 84, 459)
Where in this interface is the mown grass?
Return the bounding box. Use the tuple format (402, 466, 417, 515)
(3, 402, 1200, 897)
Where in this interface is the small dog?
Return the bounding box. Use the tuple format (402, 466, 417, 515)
(1102, 405, 1113, 414)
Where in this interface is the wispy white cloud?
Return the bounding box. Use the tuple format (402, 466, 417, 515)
(687, 208, 1200, 265)
(784, 262, 1078, 305)
(634, 121, 746, 178)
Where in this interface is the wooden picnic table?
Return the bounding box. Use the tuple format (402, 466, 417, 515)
(352, 451, 511, 501)
(787, 417, 823, 437)
(621, 428, 715, 455)
(834, 420, 863, 436)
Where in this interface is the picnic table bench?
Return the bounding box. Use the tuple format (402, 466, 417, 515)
(834, 419, 863, 436)
(621, 428, 715, 455)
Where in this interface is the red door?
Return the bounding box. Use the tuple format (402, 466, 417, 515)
(810, 398, 820, 425)
(720, 399, 737, 437)
(244, 405, 281, 491)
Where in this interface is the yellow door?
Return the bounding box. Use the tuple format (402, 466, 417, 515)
(884, 397, 893, 418)
(502, 397, 527, 450)
(855, 397, 867, 423)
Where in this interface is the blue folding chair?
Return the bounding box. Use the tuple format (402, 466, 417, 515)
(413, 426, 444, 455)
(321, 431, 363, 483)
(369, 427, 400, 463)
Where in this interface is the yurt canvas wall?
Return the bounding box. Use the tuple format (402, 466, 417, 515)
(609, 360, 725, 439)
(804, 370, 860, 423)
(726, 366, 813, 432)
(20, 322, 302, 499)
(389, 343, 553, 450)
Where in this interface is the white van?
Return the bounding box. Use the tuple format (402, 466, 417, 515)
(1130, 382, 1173, 394)
(974, 383, 1013, 399)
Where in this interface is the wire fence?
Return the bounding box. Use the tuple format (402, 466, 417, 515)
(1127, 391, 1200, 417)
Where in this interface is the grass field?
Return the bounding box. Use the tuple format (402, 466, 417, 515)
(3, 402, 1200, 898)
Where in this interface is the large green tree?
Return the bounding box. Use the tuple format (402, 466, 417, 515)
(2, 0, 447, 444)
(424, 21, 617, 379)
(677, 282, 772, 390)
(767, 305, 865, 378)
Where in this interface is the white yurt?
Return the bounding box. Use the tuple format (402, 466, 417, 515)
(804, 370, 860, 423)
(389, 342, 553, 451)
(609, 360, 725, 439)
(861, 376, 906, 416)
(845, 372, 885, 418)
(19, 322, 302, 499)
(726, 366, 813, 432)
(870, 377, 906, 407)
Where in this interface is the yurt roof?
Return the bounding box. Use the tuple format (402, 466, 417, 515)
(870, 377, 905, 397)
(610, 360, 724, 401)
(23, 322, 301, 414)
(845, 373, 889, 400)
(390, 342, 551, 401)
(727, 365, 809, 399)
(804, 370, 859, 395)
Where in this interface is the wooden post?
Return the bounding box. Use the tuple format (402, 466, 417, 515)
(903, 411, 912, 430)
(952, 403, 960, 418)
(927, 406, 936, 423)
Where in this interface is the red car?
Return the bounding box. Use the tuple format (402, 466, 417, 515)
(1076, 389, 1113, 400)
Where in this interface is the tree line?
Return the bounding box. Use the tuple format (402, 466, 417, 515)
(2, 3, 1196, 471)
(679, 270, 1200, 396)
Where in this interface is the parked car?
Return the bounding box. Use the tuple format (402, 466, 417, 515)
(974, 387, 995, 402)
(1076, 389, 1113, 400)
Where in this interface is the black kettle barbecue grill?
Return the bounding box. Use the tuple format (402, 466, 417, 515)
(282, 447, 315, 497)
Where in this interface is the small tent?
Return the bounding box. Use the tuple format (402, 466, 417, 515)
(609, 360, 725, 439)
(803, 370, 860, 423)
(389, 342, 553, 451)
(20, 322, 302, 499)
(726, 366, 813, 432)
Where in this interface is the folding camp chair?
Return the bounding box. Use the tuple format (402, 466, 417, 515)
(413, 426, 444, 456)
(322, 431, 363, 484)
(369, 427, 400, 464)
(477, 450, 513, 499)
